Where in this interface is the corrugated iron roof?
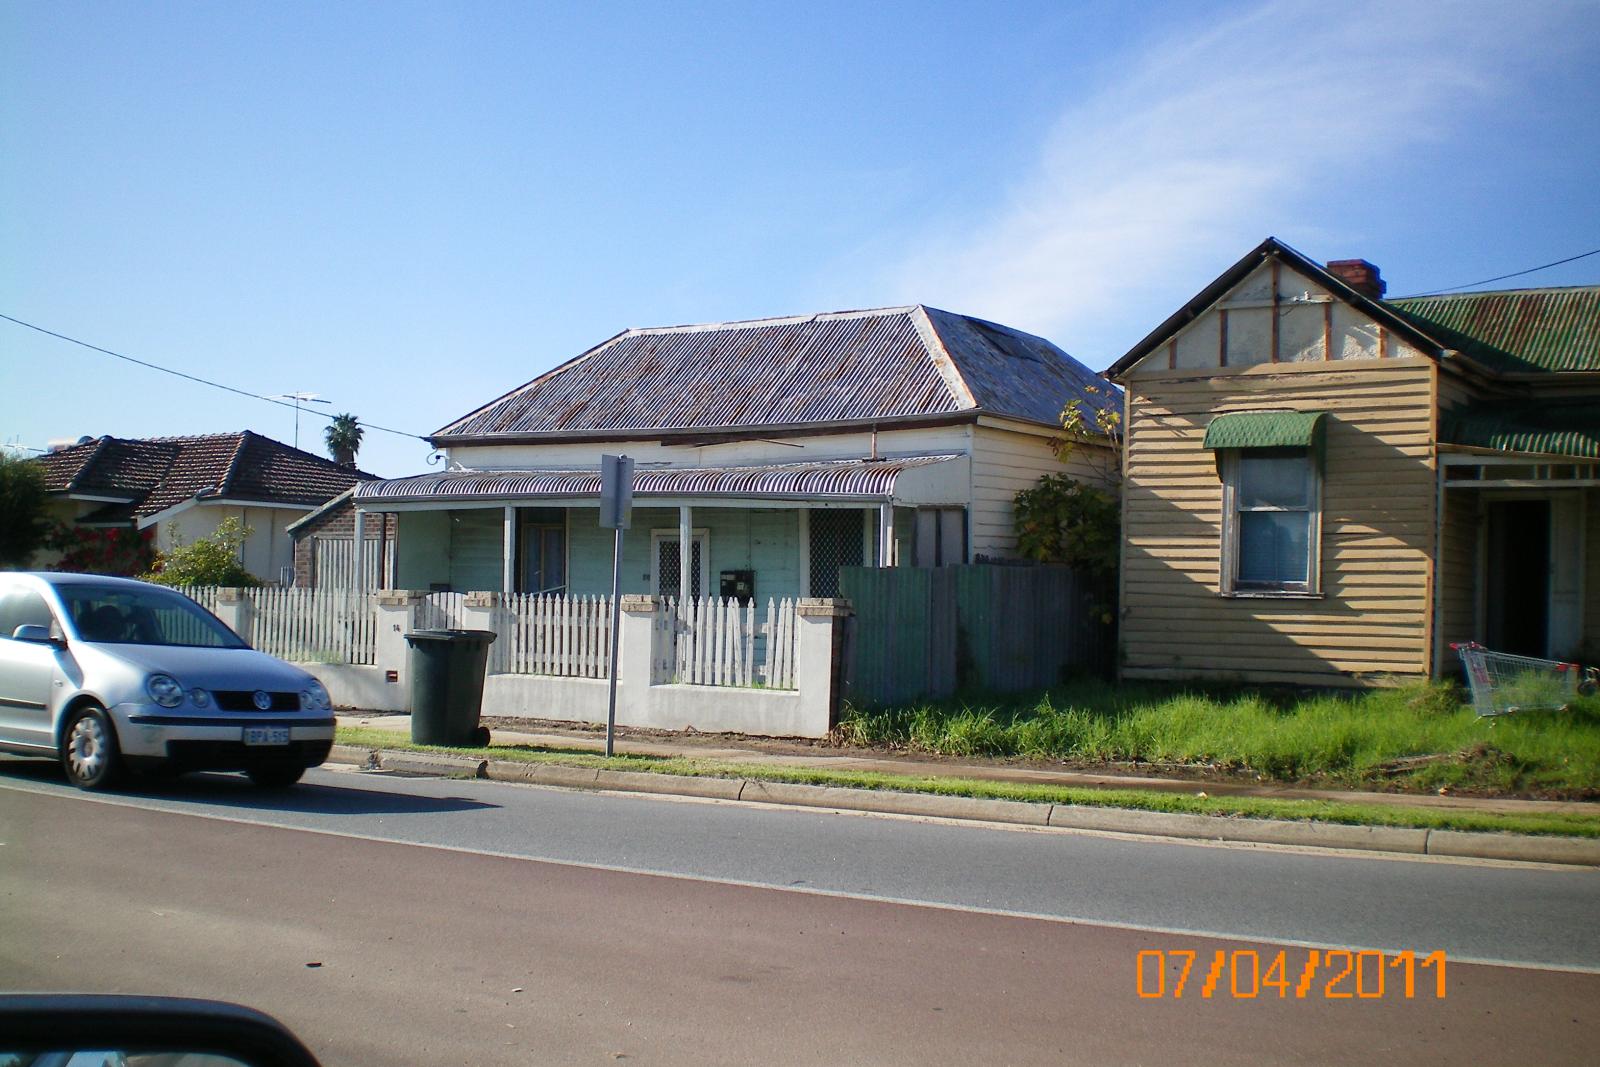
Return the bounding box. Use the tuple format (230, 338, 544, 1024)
(34, 432, 378, 521)
(433, 306, 1116, 439)
(1387, 286, 1600, 374)
(1441, 402, 1600, 459)
(354, 455, 962, 504)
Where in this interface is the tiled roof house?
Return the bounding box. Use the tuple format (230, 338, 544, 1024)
(37, 431, 376, 582)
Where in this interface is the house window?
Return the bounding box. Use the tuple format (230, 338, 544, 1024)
(1223, 448, 1320, 594)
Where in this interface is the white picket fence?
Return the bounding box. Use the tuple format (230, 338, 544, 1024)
(184, 586, 222, 615)
(312, 537, 384, 589)
(661, 596, 797, 690)
(415, 591, 467, 631)
(492, 594, 613, 678)
(248, 587, 378, 665)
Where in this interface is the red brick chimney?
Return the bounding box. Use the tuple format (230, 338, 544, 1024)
(1326, 259, 1386, 300)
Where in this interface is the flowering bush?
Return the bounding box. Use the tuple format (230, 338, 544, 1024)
(44, 522, 157, 576)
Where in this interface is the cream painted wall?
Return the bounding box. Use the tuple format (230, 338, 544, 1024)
(150, 504, 306, 583)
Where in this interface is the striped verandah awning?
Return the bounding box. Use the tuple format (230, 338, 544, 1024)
(352, 454, 966, 507)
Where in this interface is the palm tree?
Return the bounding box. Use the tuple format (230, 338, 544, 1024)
(324, 413, 364, 468)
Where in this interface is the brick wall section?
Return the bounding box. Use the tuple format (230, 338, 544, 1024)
(290, 500, 397, 587)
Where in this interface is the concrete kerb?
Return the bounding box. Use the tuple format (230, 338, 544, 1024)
(325, 747, 1600, 867)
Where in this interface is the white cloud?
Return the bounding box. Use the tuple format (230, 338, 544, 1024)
(883, 0, 1589, 364)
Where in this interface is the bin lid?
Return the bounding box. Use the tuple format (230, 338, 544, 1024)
(404, 628, 498, 644)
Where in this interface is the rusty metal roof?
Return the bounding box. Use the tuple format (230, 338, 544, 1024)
(433, 306, 1115, 440)
(1441, 401, 1600, 459)
(1387, 287, 1600, 374)
(354, 455, 962, 504)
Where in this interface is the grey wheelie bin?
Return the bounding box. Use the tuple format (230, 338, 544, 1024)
(405, 629, 497, 746)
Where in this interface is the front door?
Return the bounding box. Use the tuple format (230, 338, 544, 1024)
(1484, 495, 1584, 658)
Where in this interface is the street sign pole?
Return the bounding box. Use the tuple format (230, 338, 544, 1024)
(599, 455, 634, 757)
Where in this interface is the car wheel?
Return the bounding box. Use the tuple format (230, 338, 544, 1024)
(60, 704, 124, 791)
(247, 764, 306, 789)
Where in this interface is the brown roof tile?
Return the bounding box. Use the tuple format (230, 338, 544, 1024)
(33, 432, 377, 525)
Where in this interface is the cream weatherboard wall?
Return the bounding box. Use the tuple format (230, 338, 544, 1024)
(968, 418, 1116, 560)
(1119, 259, 1440, 686)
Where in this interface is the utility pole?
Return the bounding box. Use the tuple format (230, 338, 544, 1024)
(270, 392, 331, 450)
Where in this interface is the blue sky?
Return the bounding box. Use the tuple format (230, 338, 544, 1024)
(4, 0, 1598, 477)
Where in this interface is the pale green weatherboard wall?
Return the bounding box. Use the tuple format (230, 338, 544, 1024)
(391, 505, 919, 595)
(567, 507, 803, 600)
(393, 508, 502, 591)
(394, 510, 449, 589)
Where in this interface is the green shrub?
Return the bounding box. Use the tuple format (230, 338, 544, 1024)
(143, 517, 262, 588)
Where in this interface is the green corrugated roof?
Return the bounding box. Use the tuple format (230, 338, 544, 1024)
(1388, 286, 1600, 374)
(1202, 411, 1326, 451)
(1442, 402, 1600, 459)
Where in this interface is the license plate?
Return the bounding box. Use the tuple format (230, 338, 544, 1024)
(243, 727, 290, 746)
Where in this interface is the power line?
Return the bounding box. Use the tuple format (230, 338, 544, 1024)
(0, 312, 429, 442)
(1395, 246, 1600, 298)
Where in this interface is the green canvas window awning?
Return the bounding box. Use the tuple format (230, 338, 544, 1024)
(1203, 411, 1327, 452)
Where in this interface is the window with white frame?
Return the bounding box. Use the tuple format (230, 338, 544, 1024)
(1222, 448, 1320, 594)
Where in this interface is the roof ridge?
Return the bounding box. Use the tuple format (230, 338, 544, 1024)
(620, 305, 922, 337)
(216, 429, 253, 495)
(910, 307, 977, 409)
(60, 436, 109, 492)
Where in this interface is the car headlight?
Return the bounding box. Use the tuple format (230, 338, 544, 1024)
(190, 688, 211, 709)
(146, 674, 185, 708)
(301, 680, 331, 711)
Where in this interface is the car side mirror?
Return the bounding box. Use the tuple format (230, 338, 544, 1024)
(12, 623, 66, 648)
(0, 994, 322, 1066)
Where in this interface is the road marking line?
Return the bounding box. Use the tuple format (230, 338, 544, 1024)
(4, 774, 1598, 977)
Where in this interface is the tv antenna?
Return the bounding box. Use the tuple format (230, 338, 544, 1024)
(270, 392, 332, 450)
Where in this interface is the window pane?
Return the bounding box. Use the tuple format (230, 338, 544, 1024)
(1238, 454, 1309, 508)
(542, 528, 565, 592)
(1238, 512, 1310, 585)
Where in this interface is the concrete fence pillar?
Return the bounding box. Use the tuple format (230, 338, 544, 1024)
(618, 594, 662, 723)
(795, 598, 852, 733)
(375, 591, 425, 709)
(213, 588, 255, 645)
(462, 592, 502, 671)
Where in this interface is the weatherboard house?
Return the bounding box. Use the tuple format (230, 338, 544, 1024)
(347, 306, 1119, 601)
(1107, 238, 1600, 686)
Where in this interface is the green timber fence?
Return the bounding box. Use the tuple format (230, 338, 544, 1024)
(839, 564, 1113, 708)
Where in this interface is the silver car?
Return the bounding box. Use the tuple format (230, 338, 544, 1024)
(0, 572, 335, 790)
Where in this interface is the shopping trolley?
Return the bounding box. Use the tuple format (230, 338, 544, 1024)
(1451, 642, 1598, 717)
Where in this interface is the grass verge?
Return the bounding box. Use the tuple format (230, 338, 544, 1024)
(335, 725, 1600, 839)
(836, 679, 1600, 798)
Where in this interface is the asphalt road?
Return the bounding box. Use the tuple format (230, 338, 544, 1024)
(2, 757, 1597, 1065)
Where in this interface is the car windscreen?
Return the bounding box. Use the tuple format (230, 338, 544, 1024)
(57, 585, 248, 649)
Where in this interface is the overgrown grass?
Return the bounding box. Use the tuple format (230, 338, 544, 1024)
(835, 679, 1600, 797)
(334, 725, 1600, 838)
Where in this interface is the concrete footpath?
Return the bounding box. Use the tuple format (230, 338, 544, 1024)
(330, 713, 1600, 867)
